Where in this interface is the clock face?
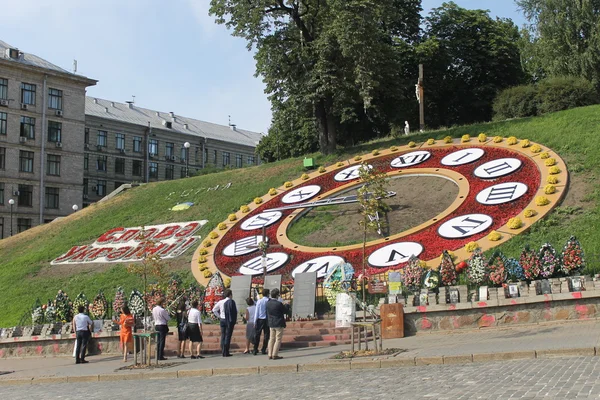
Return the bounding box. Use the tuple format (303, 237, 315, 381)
(192, 138, 568, 284)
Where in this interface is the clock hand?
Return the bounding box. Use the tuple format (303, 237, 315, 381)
(264, 191, 396, 212)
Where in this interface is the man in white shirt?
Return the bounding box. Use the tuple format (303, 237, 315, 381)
(152, 298, 170, 360)
(252, 288, 270, 355)
(212, 289, 237, 357)
(71, 305, 93, 364)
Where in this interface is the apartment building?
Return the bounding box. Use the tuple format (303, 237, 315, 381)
(0, 40, 97, 239)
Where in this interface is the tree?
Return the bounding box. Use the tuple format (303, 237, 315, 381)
(517, 0, 600, 86)
(419, 2, 525, 127)
(209, 0, 421, 155)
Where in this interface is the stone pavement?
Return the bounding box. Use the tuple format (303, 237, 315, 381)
(1, 319, 600, 385)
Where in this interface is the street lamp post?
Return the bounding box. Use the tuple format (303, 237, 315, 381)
(184, 142, 190, 178)
(72, 204, 79, 212)
(8, 198, 14, 237)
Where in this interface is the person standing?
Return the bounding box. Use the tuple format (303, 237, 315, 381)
(266, 288, 286, 360)
(114, 305, 134, 362)
(244, 298, 256, 354)
(187, 300, 204, 359)
(212, 289, 237, 357)
(72, 305, 93, 364)
(152, 298, 170, 360)
(176, 297, 188, 358)
(253, 288, 270, 355)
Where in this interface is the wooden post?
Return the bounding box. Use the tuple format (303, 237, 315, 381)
(418, 64, 425, 132)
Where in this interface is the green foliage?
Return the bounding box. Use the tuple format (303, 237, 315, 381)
(492, 84, 538, 120)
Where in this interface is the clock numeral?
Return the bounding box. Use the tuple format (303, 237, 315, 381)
(292, 256, 345, 279)
(483, 161, 512, 176)
(451, 216, 488, 235)
(391, 151, 430, 168)
(241, 211, 282, 231)
(486, 185, 518, 202)
(387, 249, 407, 263)
(438, 214, 493, 239)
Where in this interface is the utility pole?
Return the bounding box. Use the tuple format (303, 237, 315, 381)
(417, 64, 425, 132)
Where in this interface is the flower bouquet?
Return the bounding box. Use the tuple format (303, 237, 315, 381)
(520, 245, 541, 281)
(324, 262, 354, 308)
(185, 284, 203, 306)
(487, 251, 507, 286)
(73, 292, 90, 314)
(90, 291, 108, 320)
(203, 271, 225, 315)
(538, 243, 559, 278)
(129, 289, 146, 317)
(422, 269, 441, 290)
(438, 250, 457, 286)
(402, 256, 424, 292)
(54, 290, 71, 322)
(165, 276, 183, 316)
(561, 235, 585, 275)
(113, 287, 126, 318)
(467, 249, 488, 285)
(505, 258, 525, 282)
(32, 306, 44, 325)
(44, 301, 57, 322)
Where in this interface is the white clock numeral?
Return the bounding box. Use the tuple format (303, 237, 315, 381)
(390, 151, 431, 168)
(292, 256, 345, 279)
(441, 148, 485, 166)
(222, 235, 266, 257)
(438, 214, 493, 239)
(476, 182, 528, 205)
(240, 211, 283, 231)
(238, 252, 289, 276)
(334, 165, 372, 182)
(281, 185, 321, 204)
(368, 242, 424, 268)
(474, 158, 522, 179)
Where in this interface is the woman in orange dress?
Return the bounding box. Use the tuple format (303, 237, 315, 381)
(115, 305, 134, 362)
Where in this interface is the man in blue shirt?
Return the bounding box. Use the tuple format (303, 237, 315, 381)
(71, 305, 93, 364)
(252, 289, 270, 355)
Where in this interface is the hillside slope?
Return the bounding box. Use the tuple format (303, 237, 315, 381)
(1, 105, 600, 327)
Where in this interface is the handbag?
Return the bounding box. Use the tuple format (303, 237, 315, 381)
(178, 320, 188, 334)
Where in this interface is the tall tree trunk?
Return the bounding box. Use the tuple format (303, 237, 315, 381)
(315, 97, 337, 155)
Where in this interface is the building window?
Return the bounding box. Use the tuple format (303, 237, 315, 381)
(149, 162, 158, 178)
(0, 182, 3, 205)
(48, 121, 62, 142)
(19, 150, 34, 173)
(247, 155, 255, 165)
(116, 133, 125, 150)
(20, 116, 35, 139)
(0, 112, 6, 135)
(149, 139, 158, 155)
(0, 147, 5, 169)
(45, 187, 59, 209)
(84, 153, 88, 170)
(132, 160, 142, 176)
(96, 155, 107, 171)
(165, 164, 174, 180)
(48, 88, 63, 110)
(115, 157, 125, 174)
(83, 178, 88, 197)
(180, 167, 186, 178)
(97, 130, 107, 147)
(18, 184, 33, 207)
(84, 128, 89, 144)
(20, 83, 36, 105)
(235, 154, 242, 168)
(17, 218, 32, 233)
(96, 180, 106, 196)
(165, 142, 174, 157)
(222, 152, 230, 166)
(0, 78, 7, 100)
(46, 154, 61, 176)
(213, 150, 217, 164)
(133, 136, 142, 152)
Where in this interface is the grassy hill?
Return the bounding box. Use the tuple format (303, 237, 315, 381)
(2, 105, 600, 327)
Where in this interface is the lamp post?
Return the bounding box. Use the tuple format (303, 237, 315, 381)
(184, 142, 190, 178)
(72, 204, 79, 212)
(8, 198, 14, 237)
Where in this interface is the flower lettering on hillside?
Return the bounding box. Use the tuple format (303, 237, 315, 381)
(51, 221, 208, 265)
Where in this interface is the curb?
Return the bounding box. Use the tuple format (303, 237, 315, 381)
(0, 347, 596, 386)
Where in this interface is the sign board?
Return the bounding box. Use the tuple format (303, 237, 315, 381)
(508, 283, 519, 298)
(335, 293, 355, 328)
(368, 280, 388, 294)
(388, 272, 402, 295)
(536, 279, 552, 295)
(230, 275, 252, 318)
(264, 275, 282, 295)
(478, 286, 488, 301)
(292, 272, 317, 318)
(569, 276, 583, 292)
(447, 287, 460, 304)
(51, 221, 207, 265)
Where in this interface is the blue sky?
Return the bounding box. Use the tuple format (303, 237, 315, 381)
(1, 0, 525, 134)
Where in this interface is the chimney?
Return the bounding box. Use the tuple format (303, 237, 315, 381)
(93, 98, 98, 104)
(183, 123, 188, 130)
(125, 101, 133, 109)
(230, 124, 237, 131)
(156, 111, 160, 117)
(169, 112, 175, 117)
(104, 107, 109, 113)
(111, 102, 115, 107)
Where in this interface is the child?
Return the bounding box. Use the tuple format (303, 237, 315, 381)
(115, 305, 134, 362)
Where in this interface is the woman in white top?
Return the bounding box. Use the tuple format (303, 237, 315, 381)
(244, 297, 256, 354)
(186, 300, 204, 359)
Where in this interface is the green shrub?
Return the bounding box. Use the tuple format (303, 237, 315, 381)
(536, 76, 599, 115)
(493, 84, 538, 120)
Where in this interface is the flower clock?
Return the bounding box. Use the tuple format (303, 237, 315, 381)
(192, 137, 568, 285)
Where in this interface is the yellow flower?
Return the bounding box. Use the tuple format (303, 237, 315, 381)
(546, 175, 558, 184)
(507, 136, 518, 145)
(418, 260, 428, 269)
(269, 188, 278, 196)
(544, 158, 556, 166)
(318, 166, 327, 173)
(493, 136, 503, 143)
(461, 134, 470, 143)
(465, 241, 480, 252)
(426, 138, 435, 145)
(354, 156, 363, 161)
(549, 166, 561, 175)
(488, 231, 502, 241)
(240, 205, 250, 213)
(443, 136, 453, 143)
(530, 144, 542, 153)
(524, 209, 537, 218)
(478, 133, 487, 142)
(336, 162, 345, 167)
(198, 264, 207, 271)
(209, 231, 219, 239)
(301, 173, 309, 180)
(284, 181, 293, 188)
(224, 278, 231, 288)
(218, 222, 227, 230)
(203, 240, 212, 248)
(540, 152, 550, 159)
(254, 197, 263, 205)
(408, 141, 416, 148)
(203, 270, 213, 278)
(439, 251, 455, 260)
(199, 248, 209, 256)
(228, 213, 237, 222)
(535, 196, 550, 206)
(544, 184, 556, 195)
(507, 217, 523, 229)
(521, 139, 530, 148)
(197, 255, 207, 263)
(390, 146, 398, 152)
(372, 149, 380, 156)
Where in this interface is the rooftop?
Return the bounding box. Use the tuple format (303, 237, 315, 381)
(85, 97, 263, 147)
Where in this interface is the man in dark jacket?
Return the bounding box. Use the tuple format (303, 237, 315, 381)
(266, 288, 286, 360)
(212, 289, 237, 357)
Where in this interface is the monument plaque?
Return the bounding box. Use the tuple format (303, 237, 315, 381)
(478, 286, 488, 302)
(536, 279, 552, 295)
(264, 275, 282, 294)
(230, 275, 252, 317)
(292, 272, 317, 318)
